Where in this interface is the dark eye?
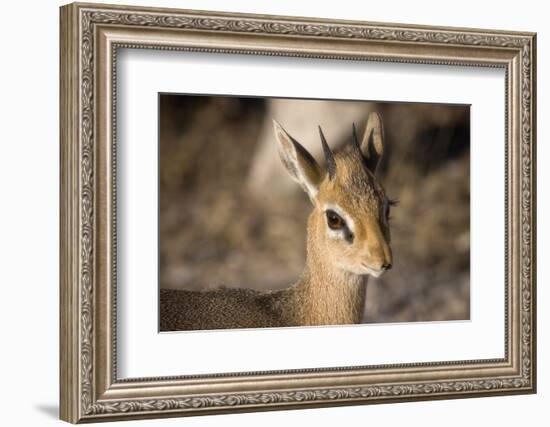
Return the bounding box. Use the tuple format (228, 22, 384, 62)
(326, 210, 345, 230)
(385, 198, 398, 221)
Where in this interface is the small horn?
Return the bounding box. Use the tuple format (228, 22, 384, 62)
(319, 125, 336, 179)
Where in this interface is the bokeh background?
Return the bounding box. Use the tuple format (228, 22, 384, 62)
(159, 94, 470, 323)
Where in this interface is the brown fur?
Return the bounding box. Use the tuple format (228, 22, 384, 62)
(160, 114, 392, 331)
(160, 210, 367, 331)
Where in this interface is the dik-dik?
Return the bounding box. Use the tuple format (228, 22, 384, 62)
(160, 112, 394, 330)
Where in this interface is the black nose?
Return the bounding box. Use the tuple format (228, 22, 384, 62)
(382, 262, 392, 271)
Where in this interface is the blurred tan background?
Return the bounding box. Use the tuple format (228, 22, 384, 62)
(159, 94, 470, 323)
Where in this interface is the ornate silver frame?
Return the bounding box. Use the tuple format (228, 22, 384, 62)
(60, 2, 537, 423)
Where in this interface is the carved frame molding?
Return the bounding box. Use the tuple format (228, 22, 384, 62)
(60, 2, 536, 423)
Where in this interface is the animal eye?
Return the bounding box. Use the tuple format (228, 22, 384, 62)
(326, 210, 345, 230)
(385, 198, 398, 220)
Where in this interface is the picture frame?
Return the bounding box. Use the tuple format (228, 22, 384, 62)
(59, 2, 537, 423)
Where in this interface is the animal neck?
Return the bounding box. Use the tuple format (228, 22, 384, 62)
(292, 212, 368, 326)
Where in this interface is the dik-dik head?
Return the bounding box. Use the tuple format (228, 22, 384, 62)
(273, 112, 394, 278)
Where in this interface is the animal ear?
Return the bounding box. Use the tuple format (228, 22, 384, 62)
(273, 119, 322, 201)
(361, 112, 385, 173)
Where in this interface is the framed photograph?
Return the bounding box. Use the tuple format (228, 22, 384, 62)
(60, 2, 537, 423)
